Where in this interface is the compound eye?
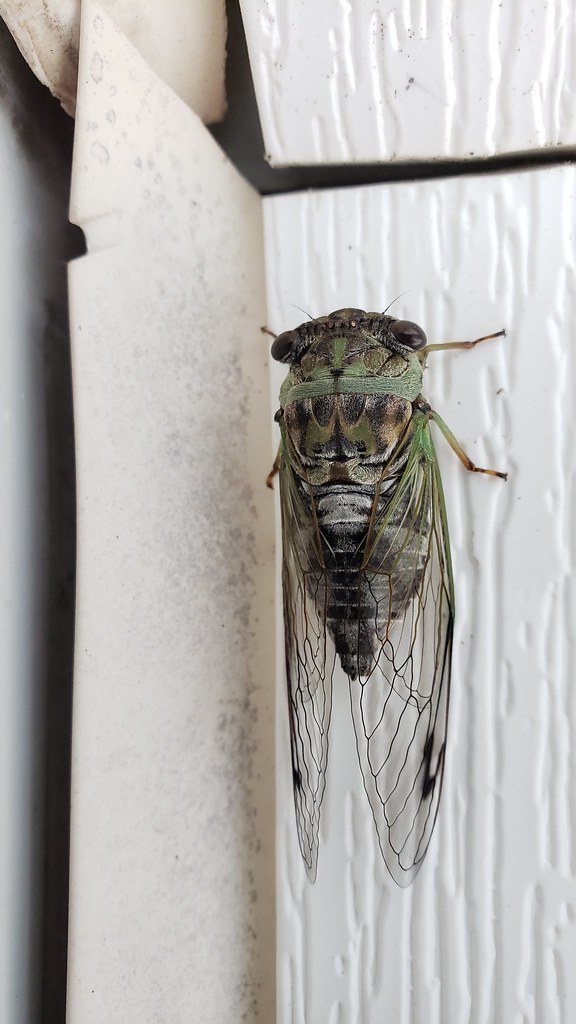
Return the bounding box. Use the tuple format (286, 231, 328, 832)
(390, 320, 427, 351)
(271, 329, 300, 362)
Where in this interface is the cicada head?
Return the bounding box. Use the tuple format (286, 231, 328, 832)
(271, 309, 428, 365)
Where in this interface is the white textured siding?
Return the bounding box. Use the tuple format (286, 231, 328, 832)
(241, 0, 576, 165)
(265, 168, 576, 1022)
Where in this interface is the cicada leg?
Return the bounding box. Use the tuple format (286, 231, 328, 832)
(418, 327, 507, 478)
(429, 410, 507, 480)
(264, 323, 281, 488)
(266, 446, 282, 488)
(422, 328, 505, 354)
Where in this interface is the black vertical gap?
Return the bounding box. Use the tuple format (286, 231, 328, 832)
(40, 289, 78, 1024)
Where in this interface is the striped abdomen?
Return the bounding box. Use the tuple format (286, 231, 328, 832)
(299, 480, 429, 679)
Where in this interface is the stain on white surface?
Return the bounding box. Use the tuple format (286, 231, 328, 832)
(67, 4, 274, 1022)
(265, 168, 576, 1022)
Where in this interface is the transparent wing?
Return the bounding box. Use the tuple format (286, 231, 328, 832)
(349, 418, 455, 886)
(279, 455, 335, 881)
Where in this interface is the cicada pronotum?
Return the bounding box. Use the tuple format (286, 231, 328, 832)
(268, 308, 506, 886)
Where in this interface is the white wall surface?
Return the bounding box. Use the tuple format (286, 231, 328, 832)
(265, 168, 576, 1023)
(241, 0, 576, 165)
(0, 79, 46, 1024)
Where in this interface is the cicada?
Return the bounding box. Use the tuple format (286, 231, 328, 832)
(269, 308, 506, 886)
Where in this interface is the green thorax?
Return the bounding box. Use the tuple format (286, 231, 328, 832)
(279, 329, 424, 486)
(279, 330, 423, 410)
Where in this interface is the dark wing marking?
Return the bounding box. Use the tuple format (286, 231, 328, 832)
(279, 453, 335, 881)
(348, 415, 454, 886)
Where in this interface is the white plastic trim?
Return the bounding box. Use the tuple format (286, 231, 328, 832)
(0, 0, 226, 121)
(67, 4, 275, 1021)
